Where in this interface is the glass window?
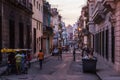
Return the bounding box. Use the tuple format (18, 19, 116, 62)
(37, 1, 38, 9)
(34, 0, 36, 6)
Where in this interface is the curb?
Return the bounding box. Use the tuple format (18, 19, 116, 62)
(96, 72, 102, 80)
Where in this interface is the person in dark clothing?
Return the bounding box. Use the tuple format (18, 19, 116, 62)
(38, 50, 44, 69)
(73, 47, 76, 61)
(7, 52, 16, 74)
(81, 46, 90, 57)
(26, 53, 31, 68)
(58, 47, 62, 60)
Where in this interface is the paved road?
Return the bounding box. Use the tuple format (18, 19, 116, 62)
(0, 52, 100, 80)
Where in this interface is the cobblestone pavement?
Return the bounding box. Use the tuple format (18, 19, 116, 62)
(0, 52, 100, 80)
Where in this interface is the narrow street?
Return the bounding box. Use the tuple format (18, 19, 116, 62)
(1, 51, 100, 80)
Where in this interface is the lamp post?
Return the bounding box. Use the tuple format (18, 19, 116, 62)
(78, 27, 83, 49)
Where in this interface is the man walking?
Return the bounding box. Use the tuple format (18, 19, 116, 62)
(38, 50, 44, 69)
(58, 47, 62, 60)
(73, 47, 76, 61)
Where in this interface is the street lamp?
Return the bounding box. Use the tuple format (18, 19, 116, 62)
(77, 27, 83, 49)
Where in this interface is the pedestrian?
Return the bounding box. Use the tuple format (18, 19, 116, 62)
(37, 50, 44, 69)
(7, 52, 16, 74)
(88, 48, 94, 59)
(15, 53, 22, 74)
(81, 46, 90, 58)
(21, 52, 25, 73)
(73, 47, 76, 61)
(7, 53, 13, 74)
(58, 47, 62, 60)
(26, 52, 32, 68)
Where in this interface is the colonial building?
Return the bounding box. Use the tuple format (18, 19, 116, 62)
(51, 8, 59, 48)
(0, 0, 32, 64)
(43, 1, 53, 54)
(77, 6, 90, 48)
(87, 0, 120, 72)
(32, 0, 43, 54)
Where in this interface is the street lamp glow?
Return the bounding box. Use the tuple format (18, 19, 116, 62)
(78, 28, 82, 31)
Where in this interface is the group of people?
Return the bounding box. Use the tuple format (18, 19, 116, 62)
(6, 46, 94, 75)
(81, 46, 94, 59)
(7, 51, 31, 75)
(72, 45, 94, 61)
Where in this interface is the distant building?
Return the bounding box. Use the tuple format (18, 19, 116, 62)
(66, 25, 73, 45)
(73, 23, 78, 40)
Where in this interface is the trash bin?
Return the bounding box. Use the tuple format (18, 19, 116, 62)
(82, 57, 97, 73)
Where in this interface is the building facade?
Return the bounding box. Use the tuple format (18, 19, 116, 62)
(87, 0, 120, 72)
(0, 0, 32, 64)
(43, 1, 53, 54)
(51, 8, 59, 48)
(32, 0, 43, 54)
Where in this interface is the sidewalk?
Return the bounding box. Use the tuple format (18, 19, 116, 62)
(0, 54, 51, 76)
(96, 54, 120, 80)
(72, 50, 120, 80)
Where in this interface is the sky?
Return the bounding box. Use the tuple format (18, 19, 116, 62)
(47, 0, 87, 26)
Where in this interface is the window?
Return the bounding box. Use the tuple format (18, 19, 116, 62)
(39, 4, 41, 11)
(37, 1, 38, 9)
(37, 38, 38, 44)
(34, 0, 36, 6)
(41, 6, 43, 12)
(37, 21, 38, 29)
(39, 22, 41, 30)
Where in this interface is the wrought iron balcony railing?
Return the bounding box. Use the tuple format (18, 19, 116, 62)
(92, 2, 105, 24)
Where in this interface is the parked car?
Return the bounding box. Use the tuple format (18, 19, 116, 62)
(52, 48, 59, 56)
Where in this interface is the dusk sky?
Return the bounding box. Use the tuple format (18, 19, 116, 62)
(47, 0, 87, 26)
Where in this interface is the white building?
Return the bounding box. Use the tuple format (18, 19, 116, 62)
(66, 25, 73, 45)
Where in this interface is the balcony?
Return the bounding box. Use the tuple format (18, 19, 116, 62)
(43, 26, 53, 37)
(87, 21, 95, 34)
(102, 0, 115, 11)
(8, 0, 33, 13)
(92, 2, 105, 24)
